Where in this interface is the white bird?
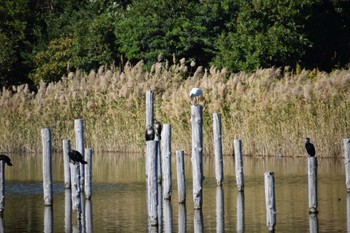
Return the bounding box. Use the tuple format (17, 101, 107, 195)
(190, 88, 204, 105)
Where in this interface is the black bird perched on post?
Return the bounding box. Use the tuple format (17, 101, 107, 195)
(153, 119, 162, 140)
(0, 155, 12, 166)
(68, 150, 87, 164)
(145, 125, 155, 141)
(305, 137, 316, 157)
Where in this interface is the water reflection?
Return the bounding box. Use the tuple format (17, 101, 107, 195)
(85, 199, 93, 233)
(194, 209, 204, 233)
(309, 213, 318, 233)
(65, 189, 72, 233)
(216, 186, 224, 233)
(347, 193, 350, 233)
(44, 206, 53, 233)
(0, 214, 4, 233)
(158, 184, 163, 233)
(236, 191, 245, 233)
(163, 200, 173, 233)
(178, 204, 187, 233)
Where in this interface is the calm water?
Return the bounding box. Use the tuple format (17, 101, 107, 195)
(1, 153, 348, 232)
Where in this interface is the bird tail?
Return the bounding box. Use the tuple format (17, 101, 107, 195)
(82, 160, 88, 164)
(7, 161, 13, 166)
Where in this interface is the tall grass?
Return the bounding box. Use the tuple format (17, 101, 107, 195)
(1, 60, 350, 157)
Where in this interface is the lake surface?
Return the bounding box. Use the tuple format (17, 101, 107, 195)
(1, 153, 348, 232)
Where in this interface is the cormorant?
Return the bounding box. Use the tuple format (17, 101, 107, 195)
(145, 125, 155, 141)
(0, 155, 13, 166)
(68, 150, 88, 164)
(153, 119, 162, 140)
(190, 88, 204, 105)
(305, 137, 316, 157)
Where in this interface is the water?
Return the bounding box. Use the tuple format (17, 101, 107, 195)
(1, 153, 347, 232)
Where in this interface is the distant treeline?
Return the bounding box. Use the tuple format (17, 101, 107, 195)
(1, 0, 350, 87)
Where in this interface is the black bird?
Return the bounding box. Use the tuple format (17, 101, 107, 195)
(68, 150, 87, 164)
(153, 119, 162, 140)
(305, 137, 316, 157)
(0, 155, 12, 166)
(145, 125, 155, 141)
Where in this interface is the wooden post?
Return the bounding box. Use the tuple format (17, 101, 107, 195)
(147, 141, 158, 226)
(344, 139, 350, 192)
(308, 157, 318, 213)
(85, 148, 93, 199)
(216, 186, 224, 232)
(42, 128, 53, 206)
(164, 200, 173, 232)
(157, 184, 163, 232)
(44, 206, 53, 233)
(176, 150, 186, 203)
(191, 105, 204, 209)
(74, 119, 85, 192)
(264, 171, 276, 231)
(237, 191, 245, 233)
(63, 139, 71, 189)
(70, 163, 81, 218)
(145, 90, 154, 178)
(157, 141, 162, 184)
(65, 189, 72, 233)
(178, 204, 187, 233)
(162, 124, 172, 200)
(234, 139, 244, 191)
(0, 161, 5, 213)
(213, 113, 224, 185)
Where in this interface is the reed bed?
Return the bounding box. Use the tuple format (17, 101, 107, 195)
(0, 60, 350, 157)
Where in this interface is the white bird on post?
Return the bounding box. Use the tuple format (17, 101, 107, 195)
(190, 88, 204, 106)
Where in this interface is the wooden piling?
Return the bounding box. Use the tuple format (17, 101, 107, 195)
(216, 186, 224, 232)
(234, 139, 244, 191)
(63, 139, 71, 189)
(164, 200, 173, 232)
(176, 150, 186, 203)
(85, 199, 93, 233)
(162, 124, 172, 200)
(309, 213, 319, 233)
(145, 90, 154, 178)
(74, 119, 85, 192)
(70, 163, 81, 217)
(344, 139, 350, 192)
(308, 157, 318, 213)
(65, 189, 72, 233)
(0, 161, 5, 213)
(147, 141, 158, 226)
(85, 148, 93, 199)
(264, 171, 276, 231)
(213, 113, 224, 185)
(42, 128, 53, 206)
(178, 203, 187, 233)
(191, 105, 204, 209)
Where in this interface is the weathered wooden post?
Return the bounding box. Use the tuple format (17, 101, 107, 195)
(162, 124, 172, 200)
(145, 90, 154, 177)
(85, 148, 93, 199)
(216, 186, 224, 232)
(176, 150, 186, 203)
(65, 189, 72, 233)
(164, 200, 173, 232)
(70, 163, 81, 218)
(42, 128, 53, 206)
(234, 139, 244, 191)
(178, 204, 187, 233)
(308, 157, 318, 213)
(0, 161, 5, 213)
(191, 105, 204, 209)
(74, 119, 85, 192)
(213, 113, 224, 185)
(237, 191, 245, 233)
(158, 184, 163, 232)
(264, 171, 276, 231)
(344, 139, 350, 192)
(63, 139, 71, 189)
(44, 206, 53, 233)
(194, 209, 204, 233)
(147, 141, 158, 226)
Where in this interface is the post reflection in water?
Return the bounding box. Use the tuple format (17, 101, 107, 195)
(65, 189, 72, 233)
(178, 203, 187, 233)
(309, 213, 318, 233)
(163, 199, 173, 233)
(80, 194, 86, 232)
(44, 206, 53, 233)
(216, 186, 224, 233)
(158, 184, 163, 233)
(85, 199, 93, 233)
(347, 193, 350, 233)
(237, 191, 245, 233)
(194, 209, 204, 233)
(0, 214, 4, 233)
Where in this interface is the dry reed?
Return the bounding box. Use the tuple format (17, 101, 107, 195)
(1, 60, 350, 157)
